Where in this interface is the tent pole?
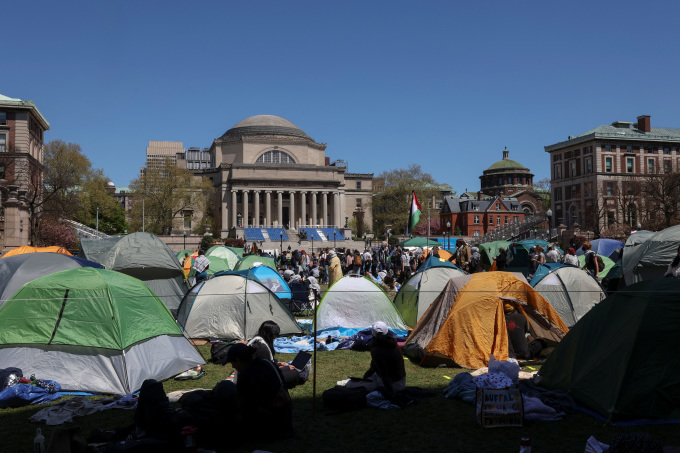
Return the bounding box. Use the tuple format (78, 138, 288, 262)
(312, 290, 318, 418)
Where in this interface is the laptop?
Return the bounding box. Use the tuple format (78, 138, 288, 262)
(290, 351, 311, 371)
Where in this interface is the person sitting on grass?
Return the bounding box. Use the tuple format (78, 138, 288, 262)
(361, 321, 406, 398)
(226, 343, 294, 440)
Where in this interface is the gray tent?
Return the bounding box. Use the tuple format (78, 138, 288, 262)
(0, 253, 103, 309)
(176, 272, 302, 340)
(80, 232, 188, 310)
(530, 263, 606, 326)
(622, 225, 680, 286)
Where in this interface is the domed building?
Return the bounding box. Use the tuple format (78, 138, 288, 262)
(205, 115, 373, 237)
(480, 147, 542, 215)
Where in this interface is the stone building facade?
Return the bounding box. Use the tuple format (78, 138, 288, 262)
(203, 115, 373, 238)
(0, 94, 50, 253)
(545, 115, 680, 231)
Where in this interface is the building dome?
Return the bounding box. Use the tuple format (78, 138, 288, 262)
(484, 147, 528, 172)
(220, 115, 311, 140)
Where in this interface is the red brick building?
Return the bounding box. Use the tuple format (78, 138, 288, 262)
(440, 192, 526, 238)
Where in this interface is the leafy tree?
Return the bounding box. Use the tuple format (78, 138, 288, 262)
(35, 216, 78, 250)
(413, 217, 441, 236)
(128, 159, 215, 235)
(74, 171, 128, 235)
(372, 164, 441, 236)
(200, 234, 215, 252)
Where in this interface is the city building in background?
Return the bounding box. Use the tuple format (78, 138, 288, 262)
(0, 94, 50, 253)
(545, 115, 680, 231)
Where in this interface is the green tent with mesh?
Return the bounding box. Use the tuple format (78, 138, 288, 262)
(234, 255, 277, 271)
(538, 278, 680, 421)
(0, 267, 204, 395)
(206, 246, 242, 270)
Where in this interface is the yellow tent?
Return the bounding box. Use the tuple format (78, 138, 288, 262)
(3, 246, 72, 258)
(403, 272, 568, 368)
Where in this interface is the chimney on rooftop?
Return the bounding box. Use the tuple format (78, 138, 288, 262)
(637, 115, 651, 133)
(478, 192, 483, 200)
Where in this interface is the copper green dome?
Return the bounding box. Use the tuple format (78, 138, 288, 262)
(484, 148, 529, 172)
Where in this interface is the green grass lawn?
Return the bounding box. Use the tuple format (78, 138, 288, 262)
(0, 344, 677, 452)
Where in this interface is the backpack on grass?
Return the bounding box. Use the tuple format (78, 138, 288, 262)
(322, 386, 368, 411)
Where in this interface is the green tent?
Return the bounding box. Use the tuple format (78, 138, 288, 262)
(577, 254, 619, 280)
(538, 278, 680, 421)
(176, 249, 194, 261)
(234, 255, 277, 271)
(393, 256, 466, 327)
(206, 246, 242, 270)
(205, 255, 231, 276)
(0, 268, 204, 395)
(479, 240, 511, 269)
(396, 237, 441, 248)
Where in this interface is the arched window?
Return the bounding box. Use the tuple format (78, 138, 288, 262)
(256, 150, 296, 164)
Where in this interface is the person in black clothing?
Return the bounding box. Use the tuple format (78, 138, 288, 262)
(362, 321, 406, 397)
(494, 247, 508, 271)
(226, 343, 294, 440)
(503, 302, 544, 360)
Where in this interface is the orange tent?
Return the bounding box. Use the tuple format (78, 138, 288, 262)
(423, 247, 453, 261)
(403, 272, 568, 368)
(3, 246, 72, 258)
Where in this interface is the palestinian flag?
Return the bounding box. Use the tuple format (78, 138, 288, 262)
(406, 191, 422, 236)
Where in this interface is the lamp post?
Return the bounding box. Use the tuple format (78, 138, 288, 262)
(183, 231, 186, 250)
(446, 221, 451, 251)
(280, 231, 283, 257)
(546, 208, 553, 238)
(333, 231, 337, 250)
(96, 207, 99, 233)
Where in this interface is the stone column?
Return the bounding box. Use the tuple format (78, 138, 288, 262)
(311, 192, 317, 226)
(221, 185, 229, 233)
(333, 192, 340, 227)
(254, 190, 260, 227)
(322, 192, 328, 226)
(265, 191, 272, 226)
(231, 190, 237, 228)
(277, 191, 283, 227)
(242, 189, 249, 227)
(289, 190, 296, 229)
(301, 191, 307, 226)
(340, 191, 346, 227)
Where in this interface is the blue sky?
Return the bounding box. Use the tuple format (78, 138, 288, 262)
(4, 1, 680, 194)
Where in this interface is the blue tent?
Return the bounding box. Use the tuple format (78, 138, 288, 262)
(576, 238, 625, 262)
(233, 266, 292, 301)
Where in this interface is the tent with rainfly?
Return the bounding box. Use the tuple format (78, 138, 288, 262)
(537, 278, 680, 421)
(576, 238, 625, 262)
(205, 246, 242, 270)
(176, 271, 301, 340)
(393, 256, 466, 328)
(403, 272, 569, 368)
(79, 232, 188, 311)
(0, 267, 204, 395)
(234, 255, 277, 271)
(233, 266, 292, 301)
(0, 253, 103, 309)
(577, 254, 621, 281)
(3, 245, 72, 258)
(622, 224, 680, 286)
(530, 263, 606, 326)
(316, 275, 407, 336)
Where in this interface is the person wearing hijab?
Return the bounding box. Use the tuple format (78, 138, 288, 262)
(328, 249, 343, 286)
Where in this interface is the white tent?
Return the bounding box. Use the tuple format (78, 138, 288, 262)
(316, 275, 406, 333)
(176, 272, 302, 340)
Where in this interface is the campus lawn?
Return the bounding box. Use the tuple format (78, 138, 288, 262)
(0, 344, 677, 452)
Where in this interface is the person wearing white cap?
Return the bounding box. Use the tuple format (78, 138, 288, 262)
(360, 321, 406, 397)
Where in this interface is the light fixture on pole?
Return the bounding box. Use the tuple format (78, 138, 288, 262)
(280, 231, 283, 258)
(546, 208, 553, 231)
(96, 207, 99, 233)
(333, 231, 336, 250)
(183, 231, 186, 250)
(446, 221, 451, 250)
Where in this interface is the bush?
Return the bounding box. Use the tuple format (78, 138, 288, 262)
(224, 238, 244, 248)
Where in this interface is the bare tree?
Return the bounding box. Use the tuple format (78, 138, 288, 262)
(643, 171, 680, 229)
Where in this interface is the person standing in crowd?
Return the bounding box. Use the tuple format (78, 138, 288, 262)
(455, 239, 471, 272)
(581, 241, 600, 279)
(328, 249, 343, 287)
(344, 248, 353, 275)
(562, 247, 579, 266)
(192, 250, 210, 284)
(664, 245, 680, 278)
(363, 248, 373, 275)
(545, 245, 561, 263)
(469, 246, 481, 273)
(494, 247, 508, 271)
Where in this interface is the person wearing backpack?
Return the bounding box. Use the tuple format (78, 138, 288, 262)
(582, 241, 600, 279)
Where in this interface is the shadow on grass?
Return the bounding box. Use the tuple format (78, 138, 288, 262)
(1, 348, 677, 453)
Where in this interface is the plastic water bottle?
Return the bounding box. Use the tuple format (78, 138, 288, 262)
(34, 428, 45, 453)
(520, 437, 531, 453)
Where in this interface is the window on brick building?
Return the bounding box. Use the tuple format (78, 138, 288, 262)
(489, 215, 493, 225)
(0, 164, 4, 179)
(356, 198, 362, 208)
(605, 157, 613, 172)
(648, 158, 655, 174)
(0, 113, 5, 125)
(664, 147, 671, 155)
(606, 182, 614, 196)
(665, 160, 672, 173)
(0, 133, 6, 152)
(605, 145, 611, 152)
(504, 215, 509, 224)
(355, 181, 361, 189)
(585, 157, 592, 174)
(514, 216, 519, 223)
(474, 215, 480, 224)
(474, 230, 480, 237)
(553, 163, 562, 179)
(626, 157, 634, 173)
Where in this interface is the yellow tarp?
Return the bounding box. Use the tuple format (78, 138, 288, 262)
(3, 246, 72, 258)
(423, 273, 568, 369)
